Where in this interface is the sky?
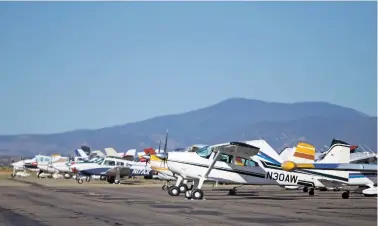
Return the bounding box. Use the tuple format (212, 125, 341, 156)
(0, 2, 376, 135)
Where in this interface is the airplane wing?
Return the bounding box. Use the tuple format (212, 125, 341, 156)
(282, 161, 378, 173)
(318, 179, 348, 187)
(213, 141, 260, 159)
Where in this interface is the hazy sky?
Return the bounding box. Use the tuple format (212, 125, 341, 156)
(0, 2, 376, 135)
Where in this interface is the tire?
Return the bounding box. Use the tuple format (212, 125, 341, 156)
(342, 192, 349, 199)
(303, 187, 308, 193)
(309, 189, 315, 196)
(179, 184, 188, 193)
(86, 177, 91, 182)
(191, 189, 204, 200)
(168, 186, 180, 196)
(77, 179, 84, 184)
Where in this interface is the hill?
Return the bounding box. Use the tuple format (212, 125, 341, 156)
(0, 98, 375, 156)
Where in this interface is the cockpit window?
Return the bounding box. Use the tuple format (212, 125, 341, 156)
(103, 160, 115, 166)
(195, 146, 212, 158)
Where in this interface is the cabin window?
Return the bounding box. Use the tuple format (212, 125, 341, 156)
(235, 157, 257, 167)
(116, 162, 124, 166)
(219, 154, 233, 164)
(103, 160, 115, 166)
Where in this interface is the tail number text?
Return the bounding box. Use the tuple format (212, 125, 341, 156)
(266, 171, 298, 183)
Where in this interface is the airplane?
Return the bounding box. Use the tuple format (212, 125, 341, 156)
(154, 139, 376, 200)
(281, 147, 378, 197)
(142, 131, 208, 192)
(10, 154, 55, 178)
(36, 148, 91, 179)
(71, 155, 154, 184)
(280, 139, 376, 193)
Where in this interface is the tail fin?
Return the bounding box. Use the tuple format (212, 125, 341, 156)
(318, 144, 350, 164)
(124, 149, 136, 157)
(248, 139, 283, 165)
(279, 147, 295, 161)
(74, 149, 88, 159)
(315, 143, 350, 180)
(104, 147, 119, 157)
(290, 142, 316, 163)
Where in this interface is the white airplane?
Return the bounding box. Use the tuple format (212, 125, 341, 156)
(142, 131, 208, 191)
(281, 147, 378, 197)
(153, 139, 377, 200)
(71, 155, 154, 184)
(10, 154, 54, 178)
(36, 148, 91, 178)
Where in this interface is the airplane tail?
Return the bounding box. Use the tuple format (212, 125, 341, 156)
(290, 142, 316, 164)
(279, 147, 295, 161)
(318, 144, 350, 164)
(315, 143, 350, 180)
(250, 139, 283, 165)
(104, 147, 119, 157)
(74, 149, 88, 159)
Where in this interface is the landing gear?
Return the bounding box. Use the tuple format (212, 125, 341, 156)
(191, 189, 204, 200)
(114, 180, 120, 184)
(342, 190, 349, 199)
(228, 188, 237, 196)
(309, 188, 315, 196)
(85, 177, 91, 182)
(10, 173, 15, 178)
(162, 184, 169, 191)
(168, 186, 180, 196)
(37, 170, 42, 178)
(77, 178, 84, 184)
(303, 187, 308, 193)
(179, 184, 188, 193)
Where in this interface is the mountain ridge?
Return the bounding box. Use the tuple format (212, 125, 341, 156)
(0, 98, 375, 156)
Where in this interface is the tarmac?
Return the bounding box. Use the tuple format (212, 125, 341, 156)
(0, 177, 376, 226)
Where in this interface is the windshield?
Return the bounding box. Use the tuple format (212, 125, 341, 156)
(195, 146, 212, 158)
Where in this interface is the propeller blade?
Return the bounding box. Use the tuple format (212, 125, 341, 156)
(158, 140, 161, 153)
(164, 130, 168, 153)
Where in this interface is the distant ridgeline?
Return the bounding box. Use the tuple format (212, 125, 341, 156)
(0, 98, 376, 155)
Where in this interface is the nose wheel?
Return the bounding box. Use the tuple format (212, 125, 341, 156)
(342, 190, 349, 199)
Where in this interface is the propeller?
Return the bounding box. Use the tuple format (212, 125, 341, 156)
(157, 130, 169, 168)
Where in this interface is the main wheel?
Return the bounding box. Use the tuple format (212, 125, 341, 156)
(77, 179, 84, 184)
(342, 191, 349, 199)
(86, 177, 91, 182)
(162, 185, 168, 191)
(168, 186, 180, 196)
(179, 184, 188, 193)
(228, 189, 237, 196)
(303, 187, 308, 192)
(191, 189, 204, 200)
(10, 173, 15, 178)
(309, 189, 315, 196)
(107, 176, 115, 184)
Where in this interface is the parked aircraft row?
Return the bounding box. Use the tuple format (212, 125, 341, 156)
(9, 132, 377, 200)
(142, 131, 377, 200)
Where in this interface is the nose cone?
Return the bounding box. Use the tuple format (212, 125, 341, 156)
(156, 152, 168, 160)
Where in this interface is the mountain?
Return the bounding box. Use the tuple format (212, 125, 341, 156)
(0, 98, 375, 156)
